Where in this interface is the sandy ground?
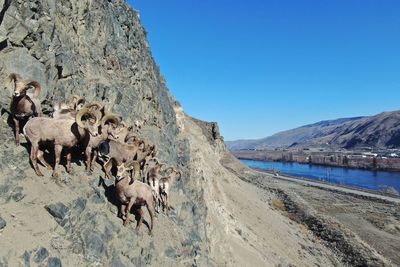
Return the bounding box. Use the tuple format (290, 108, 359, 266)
(1, 110, 397, 266)
(221, 152, 399, 266)
(182, 117, 342, 266)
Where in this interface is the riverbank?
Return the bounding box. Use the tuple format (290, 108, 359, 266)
(221, 153, 400, 266)
(232, 149, 400, 172)
(252, 166, 400, 203)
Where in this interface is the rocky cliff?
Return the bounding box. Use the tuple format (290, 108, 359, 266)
(0, 0, 211, 265)
(0, 1, 394, 266)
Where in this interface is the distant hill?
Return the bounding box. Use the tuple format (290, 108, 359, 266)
(227, 111, 400, 150)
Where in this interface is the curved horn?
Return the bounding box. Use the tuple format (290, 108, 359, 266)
(70, 95, 85, 109)
(76, 98, 86, 111)
(75, 107, 90, 129)
(85, 102, 104, 111)
(76, 107, 102, 129)
(70, 95, 80, 103)
(151, 157, 160, 164)
(164, 166, 174, 174)
(101, 113, 120, 127)
(124, 132, 138, 143)
(102, 103, 114, 115)
(93, 109, 103, 125)
(6, 73, 22, 84)
(25, 80, 41, 98)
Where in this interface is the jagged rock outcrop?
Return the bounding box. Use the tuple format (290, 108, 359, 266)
(0, 0, 208, 265)
(0, 1, 395, 266)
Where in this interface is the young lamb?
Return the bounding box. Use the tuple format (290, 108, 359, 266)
(98, 137, 145, 179)
(111, 160, 155, 235)
(145, 158, 164, 212)
(159, 167, 182, 214)
(6, 73, 42, 145)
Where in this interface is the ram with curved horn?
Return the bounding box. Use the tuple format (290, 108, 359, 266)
(53, 95, 86, 119)
(135, 142, 158, 178)
(23, 107, 102, 177)
(98, 136, 145, 180)
(5, 73, 42, 145)
(84, 112, 123, 173)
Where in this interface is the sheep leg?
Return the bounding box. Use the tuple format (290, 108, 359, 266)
(13, 118, 20, 145)
(157, 195, 161, 213)
(146, 202, 155, 236)
(161, 194, 166, 212)
(135, 208, 144, 233)
(152, 191, 159, 213)
(66, 151, 73, 174)
(52, 144, 63, 177)
(37, 149, 52, 170)
(124, 198, 135, 226)
(165, 194, 169, 215)
(85, 146, 92, 174)
(30, 144, 44, 176)
(119, 204, 127, 220)
(90, 150, 98, 172)
(104, 159, 112, 179)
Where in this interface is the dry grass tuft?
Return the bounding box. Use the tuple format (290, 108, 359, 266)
(299, 223, 309, 235)
(271, 198, 286, 211)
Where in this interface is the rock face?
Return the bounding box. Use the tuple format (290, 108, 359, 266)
(0, 0, 209, 265)
(0, 1, 393, 266)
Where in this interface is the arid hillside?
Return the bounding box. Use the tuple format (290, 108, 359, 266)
(0, 1, 398, 266)
(227, 111, 400, 150)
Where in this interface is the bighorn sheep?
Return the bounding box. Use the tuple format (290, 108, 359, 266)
(84, 113, 121, 173)
(98, 137, 145, 179)
(6, 73, 42, 145)
(112, 122, 136, 143)
(145, 158, 164, 212)
(159, 167, 182, 213)
(52, 95, 85, 119)
(135, 143, 157, 178)
(24, 107, 102, 177)
(111, 160, 155, 235)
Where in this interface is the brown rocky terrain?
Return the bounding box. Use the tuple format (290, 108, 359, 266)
(227, 111, 400, 150)
(0, 1, 399, 266)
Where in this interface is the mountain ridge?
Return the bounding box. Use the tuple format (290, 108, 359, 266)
(227, 111, 400, 150)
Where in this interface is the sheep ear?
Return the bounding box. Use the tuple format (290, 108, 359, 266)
(125, 161, 135, 170)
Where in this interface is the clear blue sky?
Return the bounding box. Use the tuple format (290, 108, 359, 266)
(129, 0, 400, 141)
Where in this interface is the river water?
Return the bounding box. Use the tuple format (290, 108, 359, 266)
(240, 159, 400, 194)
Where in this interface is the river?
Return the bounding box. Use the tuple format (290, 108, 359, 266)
(240, 159, 400, 194)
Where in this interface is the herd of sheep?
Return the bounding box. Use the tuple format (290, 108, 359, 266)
(4, 73, 183, 235)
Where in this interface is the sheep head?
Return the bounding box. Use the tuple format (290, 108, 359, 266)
(101, 113, 121, 139)
(7, 74, 41, 98)
(76, 107, 102, 137)
(116, 160, 140, 181)
(69, 95, 85, 111)
(110, 122, 133, 143)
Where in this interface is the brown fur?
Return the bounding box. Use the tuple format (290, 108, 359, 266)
(101, 138, 144, 179)
(6, 73, 42, 145)
(23, 109, 101, 177)
(113, 161, 155, 235)
(159, 167, 182, 213)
